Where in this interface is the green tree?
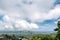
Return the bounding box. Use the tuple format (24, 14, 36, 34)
(32, 36, 41, 40)
(4, 34, 12, 40)
(54, 21, 60, 40)
(11, 34, 16, 40)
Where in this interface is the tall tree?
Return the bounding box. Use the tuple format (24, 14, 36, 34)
(54, 21, 60, 40)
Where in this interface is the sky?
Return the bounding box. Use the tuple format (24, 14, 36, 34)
(0, 0, 60, 31)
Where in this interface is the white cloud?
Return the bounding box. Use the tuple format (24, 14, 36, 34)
(28, 5, 60, 22)
(0, 0, 56, 21)
(47, 5, 60, 19)
(0, 24, 5, 30)
(0, 15, 39, 31)
(30, 23, 39, 29)
(4, 25, 14, 30)
(3, 15, 10, 22)
(0, 0, 58, 31)
(15, 20, 39, 30)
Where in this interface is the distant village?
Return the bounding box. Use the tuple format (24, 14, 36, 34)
(0, 34, 32, 40)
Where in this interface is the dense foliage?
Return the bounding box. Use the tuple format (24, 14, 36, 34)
(31, 34, 56, 40)
(3, 33, 57, 40)
(54, 21, 60, 40)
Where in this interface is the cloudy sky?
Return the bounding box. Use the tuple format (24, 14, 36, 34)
(0, 0, 60, 31)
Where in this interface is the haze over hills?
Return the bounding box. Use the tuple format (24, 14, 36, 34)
(0, 30, 55, 35)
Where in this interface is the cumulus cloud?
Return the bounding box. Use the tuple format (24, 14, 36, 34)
(1, 19, 39, 31)
(0, 14, 39, 31)
(0, 0, 58, 31)
(28, 5, 60, 22)
(0, 0, 56, 18)
(15, 20, 39, 30)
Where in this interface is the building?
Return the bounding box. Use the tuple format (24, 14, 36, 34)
(18, 38, 22, 40)
(18, 38, 28, 40)
(22, 38, 28, 40)
(0, 35, 8, 40)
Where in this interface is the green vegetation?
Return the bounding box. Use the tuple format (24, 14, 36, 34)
(54, 21, 60, 40)
(2, 33, 56, 40)
(0, 21, 60, 40)
(31, 21, 60, 40)
(31, 34, 56, 40)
